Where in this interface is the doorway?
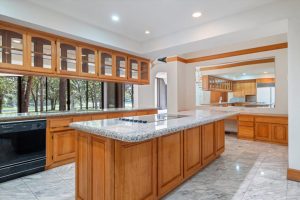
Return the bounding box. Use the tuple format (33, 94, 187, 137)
(155, 72, 167, 112)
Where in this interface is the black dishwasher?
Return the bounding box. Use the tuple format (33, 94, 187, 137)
(0, 119, 46, 183)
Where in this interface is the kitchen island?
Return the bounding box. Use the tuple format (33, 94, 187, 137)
(70, 110, 238, 200)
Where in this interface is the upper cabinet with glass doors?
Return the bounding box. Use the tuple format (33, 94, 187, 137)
(28, 34, 55, 73)
(79, 47, 97, 77)
(128, 57, 139, 82)
(57, 41, 78, 75)
(0, 26, 26, 70)
(140, 60, 150, 84)
(99, 51, 114, 79)
(115, 53, 127, 80)
(0, 22, 151, 85)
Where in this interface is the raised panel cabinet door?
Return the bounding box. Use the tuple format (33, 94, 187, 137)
(76, 133, 90, 200)
(215, 120, 225, 155)
(184, 127, 202, 179)
(255, 122, 271, 141)
(238, 126, 254, 139)
(271, 124, 288, 144)
(53, 130, 76, 162)
(158, 132, 183, 198)
(202, 123, 215, 165)
(115, 140, 157, 200)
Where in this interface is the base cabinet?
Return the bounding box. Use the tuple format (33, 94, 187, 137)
(271, 124, 288, 144)
(183, 127, 202, 179)
(157, 132, 183, 198)
(115, 140, 157, 200)
(75, 120, 225, 200)
(46, 109, 158, 169)
(53, 130, 76, 162)
(215, 120, 225, 155)
(255, 122, 271, 141)
(202, 123, 216, 165)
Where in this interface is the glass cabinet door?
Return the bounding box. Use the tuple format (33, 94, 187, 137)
(140, 61, 149, 82)
(30, 36, 53, 71)
(100, 52, 113, 77)
(115, 55, 127, 79)
(59, 42, 77, 73)
(128, 58, 139, 80)
(0, 29, 24, 66)
(81, 48, 96, 75)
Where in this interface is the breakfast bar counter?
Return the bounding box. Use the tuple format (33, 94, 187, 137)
(70, 110, 238, 200)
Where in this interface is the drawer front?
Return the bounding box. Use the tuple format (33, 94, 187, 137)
(49, 118, 72, 130)
(238, 126, 254, 139)
(239, 115, 254, 122)
(255, 116, 288, 125)
(239, 121, 254, 127)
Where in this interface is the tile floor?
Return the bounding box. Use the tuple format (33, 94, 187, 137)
(0, 134, 299, 200)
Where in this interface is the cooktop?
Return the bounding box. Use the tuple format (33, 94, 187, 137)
(118, 114, 188, 124)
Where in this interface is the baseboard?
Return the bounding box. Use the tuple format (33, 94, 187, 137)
(287, 168, 300, 182)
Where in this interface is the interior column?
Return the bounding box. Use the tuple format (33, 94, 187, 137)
(288, 15, 300, 181)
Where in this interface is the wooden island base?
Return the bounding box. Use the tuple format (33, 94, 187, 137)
(76, 120, 225, 200)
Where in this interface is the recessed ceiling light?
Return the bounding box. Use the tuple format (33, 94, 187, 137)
(145, 30, 150, 34)
(242, 73, 246, 76)
(192, 12, 202, 18)
(111, 15, 120, 22)
(264, 71, 268, 74)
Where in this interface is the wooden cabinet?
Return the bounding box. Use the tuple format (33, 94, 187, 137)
(57, 41, 79, 75)
(76, 133, 114, 200)
(128, 57, 139, 82)
(238, 115, 254, 140)
(53, 130, 76, 162)
(237, 114, 288, 145)
(202, 123, 216, 165)
(158, 132, 183, 197)
(233, 80, 256, 98)
(0, 21, 151, 85)
(202, 75, 233, 92)
(254, 116, 288, 144)
(46, 109, 157, 169)
(115, 54, 127, 80)
(79, 47, 97, 77)
(215, 120, 225, 155)
(140, 60, 150, 84)
(99, 51, 114, 79)
(184, 127, 202, 179)
(255, 122, 271, 141)
(0, 26, 27, 70)
(271, 124, 288, 144)
(115, 140, 157, 200)
(76, 120, 224, 200)
(27, 34, 55, 73)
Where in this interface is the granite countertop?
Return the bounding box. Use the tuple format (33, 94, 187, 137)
(70, 110, 239, 142)
(0, 107, 157, 122)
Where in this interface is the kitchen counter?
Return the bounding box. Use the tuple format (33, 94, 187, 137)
(0, 107, 157, 122)
(73, 109, 238, 200)
(70, 109, 238, 142)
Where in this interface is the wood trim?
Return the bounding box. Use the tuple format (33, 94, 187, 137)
(166, 56, 188, 63)
(287, 168, 300, 182)
(167, 43, 287, 64)
(200, 58, 275, 71)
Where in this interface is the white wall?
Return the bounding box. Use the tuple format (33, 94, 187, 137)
(135, 61, 195, 114)
(134, 62, 178, 113)
(288, 16, 300, 171)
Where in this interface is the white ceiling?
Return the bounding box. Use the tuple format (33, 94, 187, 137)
(26, 0, 282, 42)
